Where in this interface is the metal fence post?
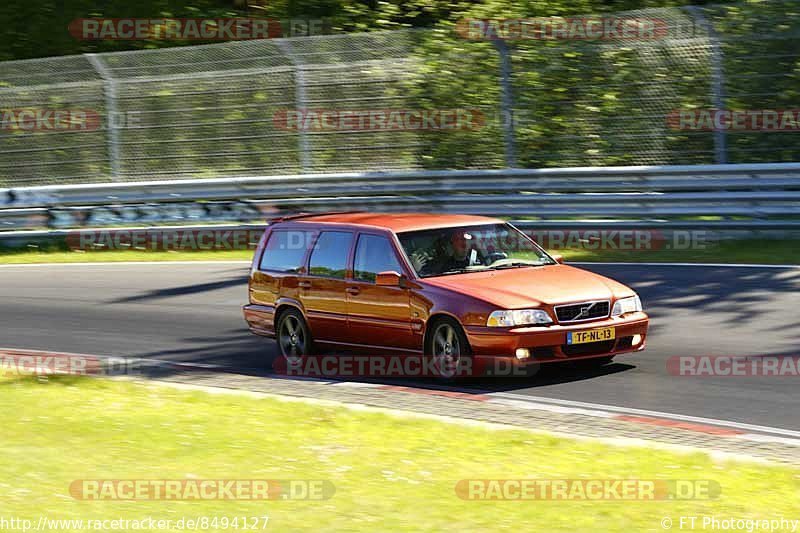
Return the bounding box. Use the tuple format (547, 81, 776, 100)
(686, 6, 727, 164)
(492, 38, 517, 168)
(85, 53, 121, 181)
(276, 41, 313, 174)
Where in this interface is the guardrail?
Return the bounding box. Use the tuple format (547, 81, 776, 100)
(1, 163, 799, 232)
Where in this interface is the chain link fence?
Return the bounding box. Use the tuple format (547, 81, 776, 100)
(1, 2, 799, 187)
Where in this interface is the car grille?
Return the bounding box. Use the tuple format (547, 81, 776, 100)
(562, 340, 616, 357)
(555, 300, 610, 323)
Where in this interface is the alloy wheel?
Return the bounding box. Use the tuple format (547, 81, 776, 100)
(432, 322, 462, 377)
(279, 314, 307, 358)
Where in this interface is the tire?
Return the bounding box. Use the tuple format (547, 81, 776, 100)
(276, 308, 314, 359)
(426, 317, 471, 380)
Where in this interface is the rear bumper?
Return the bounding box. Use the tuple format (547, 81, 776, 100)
(243, 304, 276, 338)
(465, 312, 649, 365)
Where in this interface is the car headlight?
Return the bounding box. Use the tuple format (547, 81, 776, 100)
(611, 295, 642, 316)
(487, 309, 553, 327)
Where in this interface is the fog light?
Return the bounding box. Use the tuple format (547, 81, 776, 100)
(515, 348, 531, 360)
(632, 334, 642, 345)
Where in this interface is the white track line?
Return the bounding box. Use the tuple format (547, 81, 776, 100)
(491, 397, 615, 418)
(490, 391, 800, 438)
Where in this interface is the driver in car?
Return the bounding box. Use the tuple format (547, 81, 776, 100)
(438, 231, 483, 272)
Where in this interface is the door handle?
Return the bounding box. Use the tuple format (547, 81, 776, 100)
(298, 280, 312, 289)
(346, 286, 360, 296)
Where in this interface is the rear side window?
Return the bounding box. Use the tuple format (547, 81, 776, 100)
(309, 231, 353, 279)
(260, 230, 313, 272)
(354, 234, 404, 283)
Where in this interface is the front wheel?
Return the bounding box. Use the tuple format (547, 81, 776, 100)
(426, 318, 471, 380)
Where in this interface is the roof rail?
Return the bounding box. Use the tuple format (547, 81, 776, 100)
(267, 210, 365, 224)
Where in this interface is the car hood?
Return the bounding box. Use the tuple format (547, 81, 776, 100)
(419, 264, 633, 308)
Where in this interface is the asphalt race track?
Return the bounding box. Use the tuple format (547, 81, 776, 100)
(1, 261, 798, 431)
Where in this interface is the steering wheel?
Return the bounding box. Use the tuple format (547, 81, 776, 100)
(484, 251, 508, 265)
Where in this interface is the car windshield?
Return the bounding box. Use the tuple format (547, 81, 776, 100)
(397, 223, 556, 278)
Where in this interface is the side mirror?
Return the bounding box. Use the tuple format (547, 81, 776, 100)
(551, 254, 565, 264)
(376, 270, 403, 286)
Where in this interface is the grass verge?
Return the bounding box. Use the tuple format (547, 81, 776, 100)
(1, 375, 798, 531)
(555, 238, 799, 264)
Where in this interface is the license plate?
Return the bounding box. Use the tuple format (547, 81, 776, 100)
(567, 327, 615, 345)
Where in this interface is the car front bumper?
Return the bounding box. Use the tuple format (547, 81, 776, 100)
(465, 312, 649, 366)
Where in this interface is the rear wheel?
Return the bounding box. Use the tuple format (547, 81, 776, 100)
(277, 308, 313, 359)
(426, 318, 471, 379)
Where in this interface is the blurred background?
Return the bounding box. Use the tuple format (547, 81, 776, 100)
(0, 0, 799, 257)
(2, 0, 800, 185)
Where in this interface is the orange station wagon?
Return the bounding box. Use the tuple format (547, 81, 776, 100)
(243, 212, 649, 374)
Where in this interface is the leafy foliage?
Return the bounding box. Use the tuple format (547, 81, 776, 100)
(0, 0, 711, 61)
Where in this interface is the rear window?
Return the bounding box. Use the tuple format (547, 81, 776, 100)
(309, 231, 353, 279)
(259, 229, 313, 273)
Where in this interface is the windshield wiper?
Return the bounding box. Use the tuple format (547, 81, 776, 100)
(490, 261, 543, 270)
(436, 268, 472, 276)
